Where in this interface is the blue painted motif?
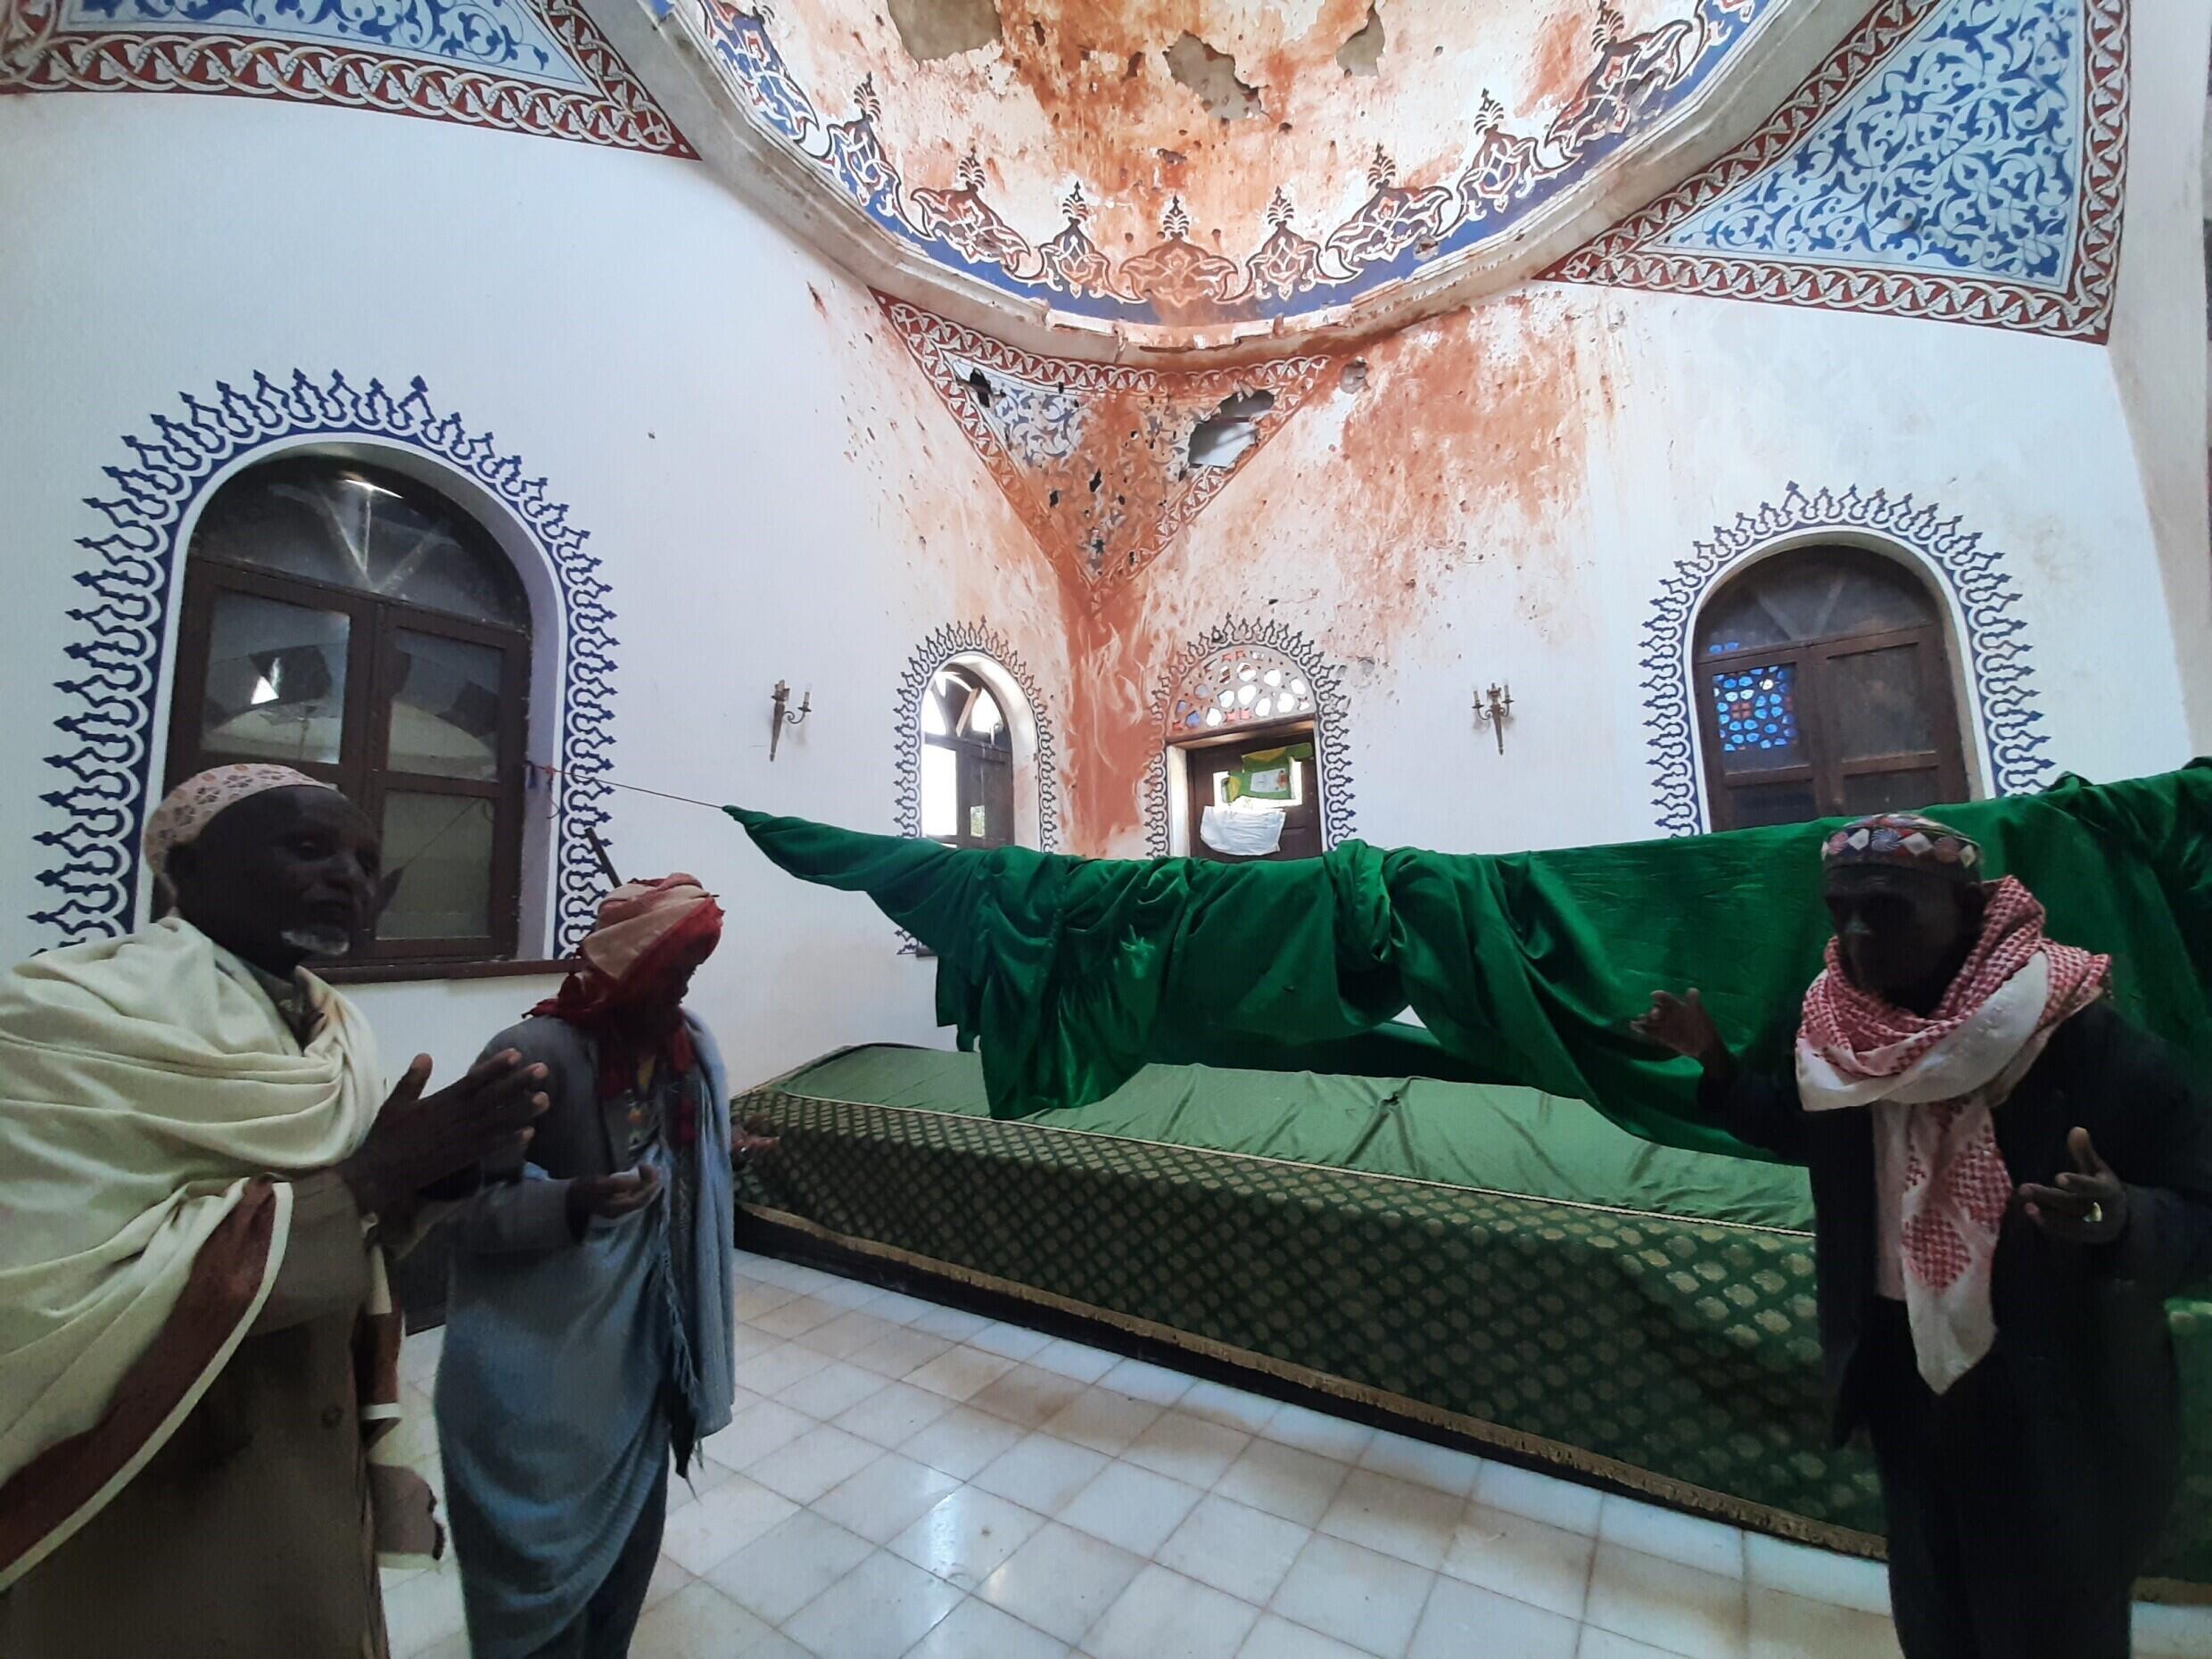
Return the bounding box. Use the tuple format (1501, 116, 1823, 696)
(1659, 0, 2082, 285)
(32, 371, 615, 954)
(690, 0, 1773, 327)
(1640, 484, 2051, 838)
(953, 359, 1085, 468)
(62, 0, 591, 86)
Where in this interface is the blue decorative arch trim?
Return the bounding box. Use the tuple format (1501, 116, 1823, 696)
(32, 369, 616, 954)
(1639, 483, 2051, 837)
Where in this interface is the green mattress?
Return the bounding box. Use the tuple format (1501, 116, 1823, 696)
(737, 1044, 2212, 1593)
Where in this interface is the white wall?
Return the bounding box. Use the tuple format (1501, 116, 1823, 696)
(0, 91, 1066, 1089)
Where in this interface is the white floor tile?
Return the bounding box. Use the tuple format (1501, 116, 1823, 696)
(700, 1398, 816, 1474)
(1058, 1461, 1205, 1557)
(911, 1304, 996, 1342)
(1744, 1533, 1892, 1619)
(753, 1293, 845, 1339)
(747, 1423, 886, 1505)
(849, 1326, 960, 1381)
(640, 1552, 693, 1615)
(971, 1320, 1058, 1362)
(1439, 1501, 1595, 1621)
(900, 1404, 1031, 1481)
(1598, 1493, 1746, 1580)
(1356, 1431, 1486, 1499)
(665, 1453, 737, 1514)
(1217, 1439, 1353, 1529)
(780, 1357, 894, 1422)
(863, 1290, 941, 1326)
(1124, 1409, 1253, 1486)
(797, 1310, 904, 1363)
(398, 1326, 444, 1389)
(384, 1561, 467, 1657)
(785, 1549, 965, 1659)
(1317, 1468, 1465, 1572)
(411, 1635, 471, 1659)
(1262, 1403, 1378, 1466)
(1178, 1379, 1283, 1437)
(904, 1596, 1073, 1659)
(1409, 1574, 1580, 1659)
(1097, 1357, 1197, 1407)
(813, 1450, 965, 1545)
(1031, 1337, 1122, 1384)
(1585, 1542, 1749, 1659)
(813, 1275, 891, 1312)
(629, 1579, 807, 1658)
(733, 1340, 835, 1398)
(1270, 1532, 1436, 1659)
(908, 1345, 1020, 1403)
(1748, 1587, 1903, 1659)
(978, 1521, 1147, 1645)
(1044, 1387, 1168, 1457)
(1159, 1493, 1315, 1608)
(888, 1485, 1048, 1590)
(836, 1378, 959, 1449)
(658, 1473, 801, 1575)
(2135, 1599, 2212, 1657)
(1473, 1459, 1605, 1535)
(1088, 1564, 1263, 1659)
(706, 1507, 875, 1626)
(1240, 1612, 1381, 1659)
(969, 1363, 1093, 1430)
(973, 1432, 1114, 1515)
(731, 1282, 802, 1324)
(1577, 1627, 1700, 1659)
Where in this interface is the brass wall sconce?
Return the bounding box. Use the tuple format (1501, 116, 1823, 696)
(1475, 682, 1514, 754)
(770, 680, 812, 762)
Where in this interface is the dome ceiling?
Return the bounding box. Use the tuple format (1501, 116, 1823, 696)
(652, 0, 1860, 353)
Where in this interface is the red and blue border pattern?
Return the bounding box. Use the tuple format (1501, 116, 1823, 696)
(0, 0, 695, 157)
(29, 369, 618, 955)
(1548, 0, 2127, 342)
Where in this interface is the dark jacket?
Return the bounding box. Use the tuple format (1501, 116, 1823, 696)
(1705, 1001, 2212, 1449)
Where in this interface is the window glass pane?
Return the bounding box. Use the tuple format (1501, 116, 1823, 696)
(389, 631, 505, 781)
(1841, 769, 1946, 817)
(1824, 645, 1936, 763)
(1700, 548, 1936, 655)
(967, 686, 1004, 739)
(1728, 780, 1820, 829)
(1707, 662, 1803, 775)
(200, 590, 350, 765)
(194, 464, 527, 627)
(378, 792, 493, 940)
(920, 745, 958, 838)
(920, 691, 950, 738)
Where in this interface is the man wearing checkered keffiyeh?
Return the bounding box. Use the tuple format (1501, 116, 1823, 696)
(1638, 814, 2212, 1659)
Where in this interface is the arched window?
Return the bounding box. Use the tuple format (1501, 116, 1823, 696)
(165, 456, 532, 962)
(1695, 545, 1969, 830)
(920, 663, 1014, 848)
(1170, 644, 1325, 863)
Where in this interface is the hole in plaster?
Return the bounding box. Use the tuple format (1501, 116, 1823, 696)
(1338, 2, 1384, 75)
(888, 0, 1002, 62)
(1158, 148, 1187, 166)
(1165, 33, 1264, 120)
(1030, 18, 1042, 43)
(1089, 469, 1103, 492)
(1048, 489, 1061, 507)
(1339, 359, 1369, 392)
(965, 367, 995, 408)
(1188, 390, 1275, 469)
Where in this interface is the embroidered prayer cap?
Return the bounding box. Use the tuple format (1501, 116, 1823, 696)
(1820, 813, 1983, 883)
(144, 763, 336, 878)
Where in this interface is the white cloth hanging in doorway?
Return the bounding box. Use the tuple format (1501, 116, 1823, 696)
(1201, 798, 1285, 858)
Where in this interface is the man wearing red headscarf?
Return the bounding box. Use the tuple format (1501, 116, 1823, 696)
(1638, 814, 2212, 1659)
(433, 875, 771, 1659)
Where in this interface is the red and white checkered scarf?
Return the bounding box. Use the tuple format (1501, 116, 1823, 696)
(1796, 878, 2109, 1392)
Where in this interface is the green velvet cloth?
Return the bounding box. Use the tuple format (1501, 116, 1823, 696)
(727, 763, 2212, 1158)
(782, 1044, 1816, 1229)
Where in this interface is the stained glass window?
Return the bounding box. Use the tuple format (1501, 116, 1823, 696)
(1711, 663, 1798, 756)
(1171, 647, 1316, 733)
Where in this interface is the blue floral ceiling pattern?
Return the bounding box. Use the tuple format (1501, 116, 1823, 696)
(1550, 0, 2126, 340)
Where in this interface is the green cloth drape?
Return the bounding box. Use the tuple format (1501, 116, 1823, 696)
(725, 763, 2212, 1157)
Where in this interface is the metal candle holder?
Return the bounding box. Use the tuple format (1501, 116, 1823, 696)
(770, 680, 812, 762)
(1475, 682, 1514, 754)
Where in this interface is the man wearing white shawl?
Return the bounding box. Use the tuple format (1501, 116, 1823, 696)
(0, 765, 549, 1659)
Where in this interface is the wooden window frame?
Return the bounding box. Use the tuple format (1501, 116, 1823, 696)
(165, 556, 532, 963)
(1173, 715, 1323, 863)
(922, 667, 1016, 852)
(1696, 622, 1969, 831)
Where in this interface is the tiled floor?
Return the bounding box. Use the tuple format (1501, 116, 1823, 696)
(385, 1249, 2212, 1659)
